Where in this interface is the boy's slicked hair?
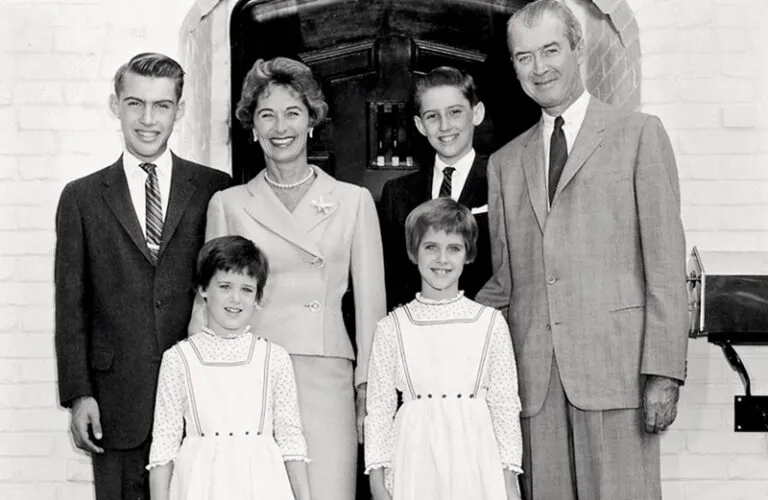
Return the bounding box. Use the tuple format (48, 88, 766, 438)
(404, 198, 479, 264)
(413, 66, 479, 116)
(196, 236, 270, 301)
(113, 52, 185, 101)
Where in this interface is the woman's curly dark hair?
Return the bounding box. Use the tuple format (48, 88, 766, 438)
(235, 57, 328, 130)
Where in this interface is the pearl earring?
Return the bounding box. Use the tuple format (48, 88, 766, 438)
(309, 128, 313, 139)
(252, 130, 258, 141)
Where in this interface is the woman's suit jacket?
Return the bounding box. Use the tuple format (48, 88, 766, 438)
(201, 167, 386, 385)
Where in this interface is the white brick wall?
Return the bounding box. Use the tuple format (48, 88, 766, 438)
(0, 1, 194, 499)
(1, 0, 767, 498)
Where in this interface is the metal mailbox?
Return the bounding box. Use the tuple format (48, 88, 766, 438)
(687, 247, 768, 432)
(687, 248, 768, 340)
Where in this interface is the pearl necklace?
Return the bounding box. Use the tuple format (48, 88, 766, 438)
(265, 166, 315, 189)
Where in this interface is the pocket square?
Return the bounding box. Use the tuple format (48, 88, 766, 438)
(471, 204, 488, 215)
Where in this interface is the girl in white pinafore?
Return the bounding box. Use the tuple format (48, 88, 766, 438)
(148, 236, 311, 500)
(364, 198, 523, 500)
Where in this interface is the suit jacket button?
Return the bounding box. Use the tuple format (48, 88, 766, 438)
(546, 275, 557, 285)
(155, 300, 163, 309)
(307, 300, 321, 312)
(545, 324, 551, 331)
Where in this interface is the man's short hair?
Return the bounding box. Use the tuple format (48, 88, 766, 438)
(507, 0, 584, 51)
(113, 52, 185, 102)
(196, 236, 270, 301)
(405, 198, 479, 265)
(413, 66, 480, 116)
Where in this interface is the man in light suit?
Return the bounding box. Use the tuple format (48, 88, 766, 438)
(476, 1, 688, 498)
(54, 53, 231, 499)
(379, 66, 492, 310)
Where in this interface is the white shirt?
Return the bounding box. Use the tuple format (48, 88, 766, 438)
(541, 91, 590, 209)
(431, 149, 476, 200)
(123, 148, 173, 237)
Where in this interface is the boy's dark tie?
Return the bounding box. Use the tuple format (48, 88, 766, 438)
(548, 115, 567, 204)
(139, 162, 163, 264)
(438, 166, 455, 198)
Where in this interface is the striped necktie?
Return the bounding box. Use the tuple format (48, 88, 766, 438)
(139, 162, 163, 264)
(438, 166, 455, 198)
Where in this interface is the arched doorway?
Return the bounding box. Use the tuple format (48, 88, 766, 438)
(229, 0, 542, 195)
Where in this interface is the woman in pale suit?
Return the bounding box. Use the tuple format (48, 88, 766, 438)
(192, 57, 386, 500)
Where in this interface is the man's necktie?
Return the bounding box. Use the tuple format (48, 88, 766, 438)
(548, 116, 567, 204)
(139, 162, 163, 264)
(439, 166, 455, 198)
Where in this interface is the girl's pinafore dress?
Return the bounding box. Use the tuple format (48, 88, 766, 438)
(365, 294, 523, 500)
(150, 329, 307, 500)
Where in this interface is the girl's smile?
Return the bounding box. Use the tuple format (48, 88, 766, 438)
(417, 228, 468, 301)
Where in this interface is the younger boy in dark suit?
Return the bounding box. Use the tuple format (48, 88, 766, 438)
(379, 66, 492, 310)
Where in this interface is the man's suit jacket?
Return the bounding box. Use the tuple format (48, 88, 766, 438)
(198, 167, 386, 385)
(378, 155, 492, 310)
(55, 154, 231, 449)
(476, 98, 688, 417)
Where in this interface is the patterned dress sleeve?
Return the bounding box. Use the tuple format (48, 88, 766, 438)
(270, 344, 310, 462)
(485, 311, 524, 473)
(363, 315, 398, 473)
(147, 346, 187, 469)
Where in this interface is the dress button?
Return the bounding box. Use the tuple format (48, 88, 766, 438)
(245, 431, 249, 435)
(215, 432, 219, 436)
(457, 394, 462, 398)
(313, 257, 326, 269)
(201, 433, 205, 437)
(442, 394, 447, 398)
(306, 300, 322, 312)
(417, 394, 422, 399)
(427, 394, 432, 398)
(229, 432, 233, 436)
(469, 394, 475, 399)
(547, 275, 557, 285)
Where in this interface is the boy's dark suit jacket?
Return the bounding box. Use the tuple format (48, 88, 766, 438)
(54, 154, 231, 450)
(378, 155, 491, 310)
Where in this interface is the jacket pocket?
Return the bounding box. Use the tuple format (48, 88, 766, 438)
(610, 304, 645, 313)
(90, 350, 114, 372)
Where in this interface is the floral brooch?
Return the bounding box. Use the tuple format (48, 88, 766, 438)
(311, 196, 334, 214)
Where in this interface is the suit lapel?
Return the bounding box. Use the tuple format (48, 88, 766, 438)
(243, 171, 322, 257)
(158, 154, 197, 258)
(101, 157, 153, 263)
(521, 124, 548, 233)
(458, 155, 488, 207)
(553, 97, 607, 202)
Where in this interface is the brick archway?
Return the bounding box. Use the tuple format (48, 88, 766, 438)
(574, 0, 642, 109)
